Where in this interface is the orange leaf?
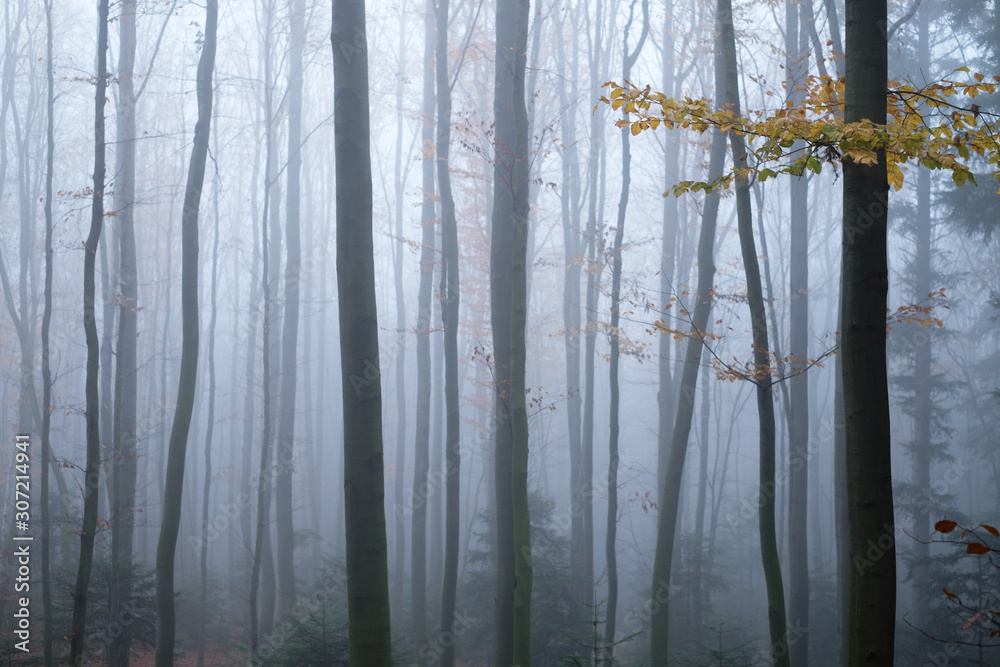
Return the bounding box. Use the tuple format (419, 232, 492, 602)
(935, 519, 957, 533)
(967, 542, 991, 555)
(982, 524, 1000, 537)
(943, 587, 959, 599)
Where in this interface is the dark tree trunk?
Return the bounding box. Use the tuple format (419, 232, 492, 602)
(196, 120, 222, 667)
(834, 302, 848, 667)
(606, 4, 648, 661)
(331, 0, 394, 661)
(492, 0, 532, 663)
(69, 1, 109, 661)
(436, 0, 462, 663)
(154, 2, 216, 663)
(843, 2, 895, 664)
(691, 323, 713, 647)
(719, 0, 790, 660)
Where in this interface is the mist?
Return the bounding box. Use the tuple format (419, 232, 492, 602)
(1, 0, 999, 665)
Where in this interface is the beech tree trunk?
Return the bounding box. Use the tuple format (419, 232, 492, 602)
(196, 120, 221, 667)
(331, 0, 394, 661)
(69, 2, 109, 661)
(843, 2, 895, 664)
(436, 0, 462, 663)
(154, 2, 216, 663)
(719, 0, 790, 661)
(492, 0, 532, 663)
(605, 4, 648, 661)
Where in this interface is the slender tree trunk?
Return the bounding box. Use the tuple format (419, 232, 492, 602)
(843, 2, 895, 664)
(110, 2, 139, 664)
(649, 41, 726, 667)
(605, 4, 648, 662)
(331, 0, 394, 661)
(786, 2, 810, 662)
(719, 1, 790, 661)
(690, 318, 713, 647)
(69, 2, 109, 661)
(41, 2, 55, 662)
(275, 0, 305, 618)
(251, 3, 280, 640)
(410, 3, 435, 658)
(250, 116, 277, 654)
(436, 0, 462, 663)
(241, 183, 262, 626)
(154, 3, 216, 663)
(196, 119, 222, 667)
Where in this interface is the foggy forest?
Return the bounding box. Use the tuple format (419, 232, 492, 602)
(1, 0, 999, 665)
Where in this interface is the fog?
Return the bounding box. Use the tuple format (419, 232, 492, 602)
(1, 0, 999, 665)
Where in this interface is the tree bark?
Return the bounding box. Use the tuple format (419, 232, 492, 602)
(606, 3, 648, 661)
(69, 1, 109, 661)
(196, 119, 221, 667)
(843, 2, 895, 664)
(718, 1, 791, 661)
(492, 0, 532, 663)
(154, 2, 216, 663)
(331, 0, 394, 661)
(437, 0, 462, 663)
